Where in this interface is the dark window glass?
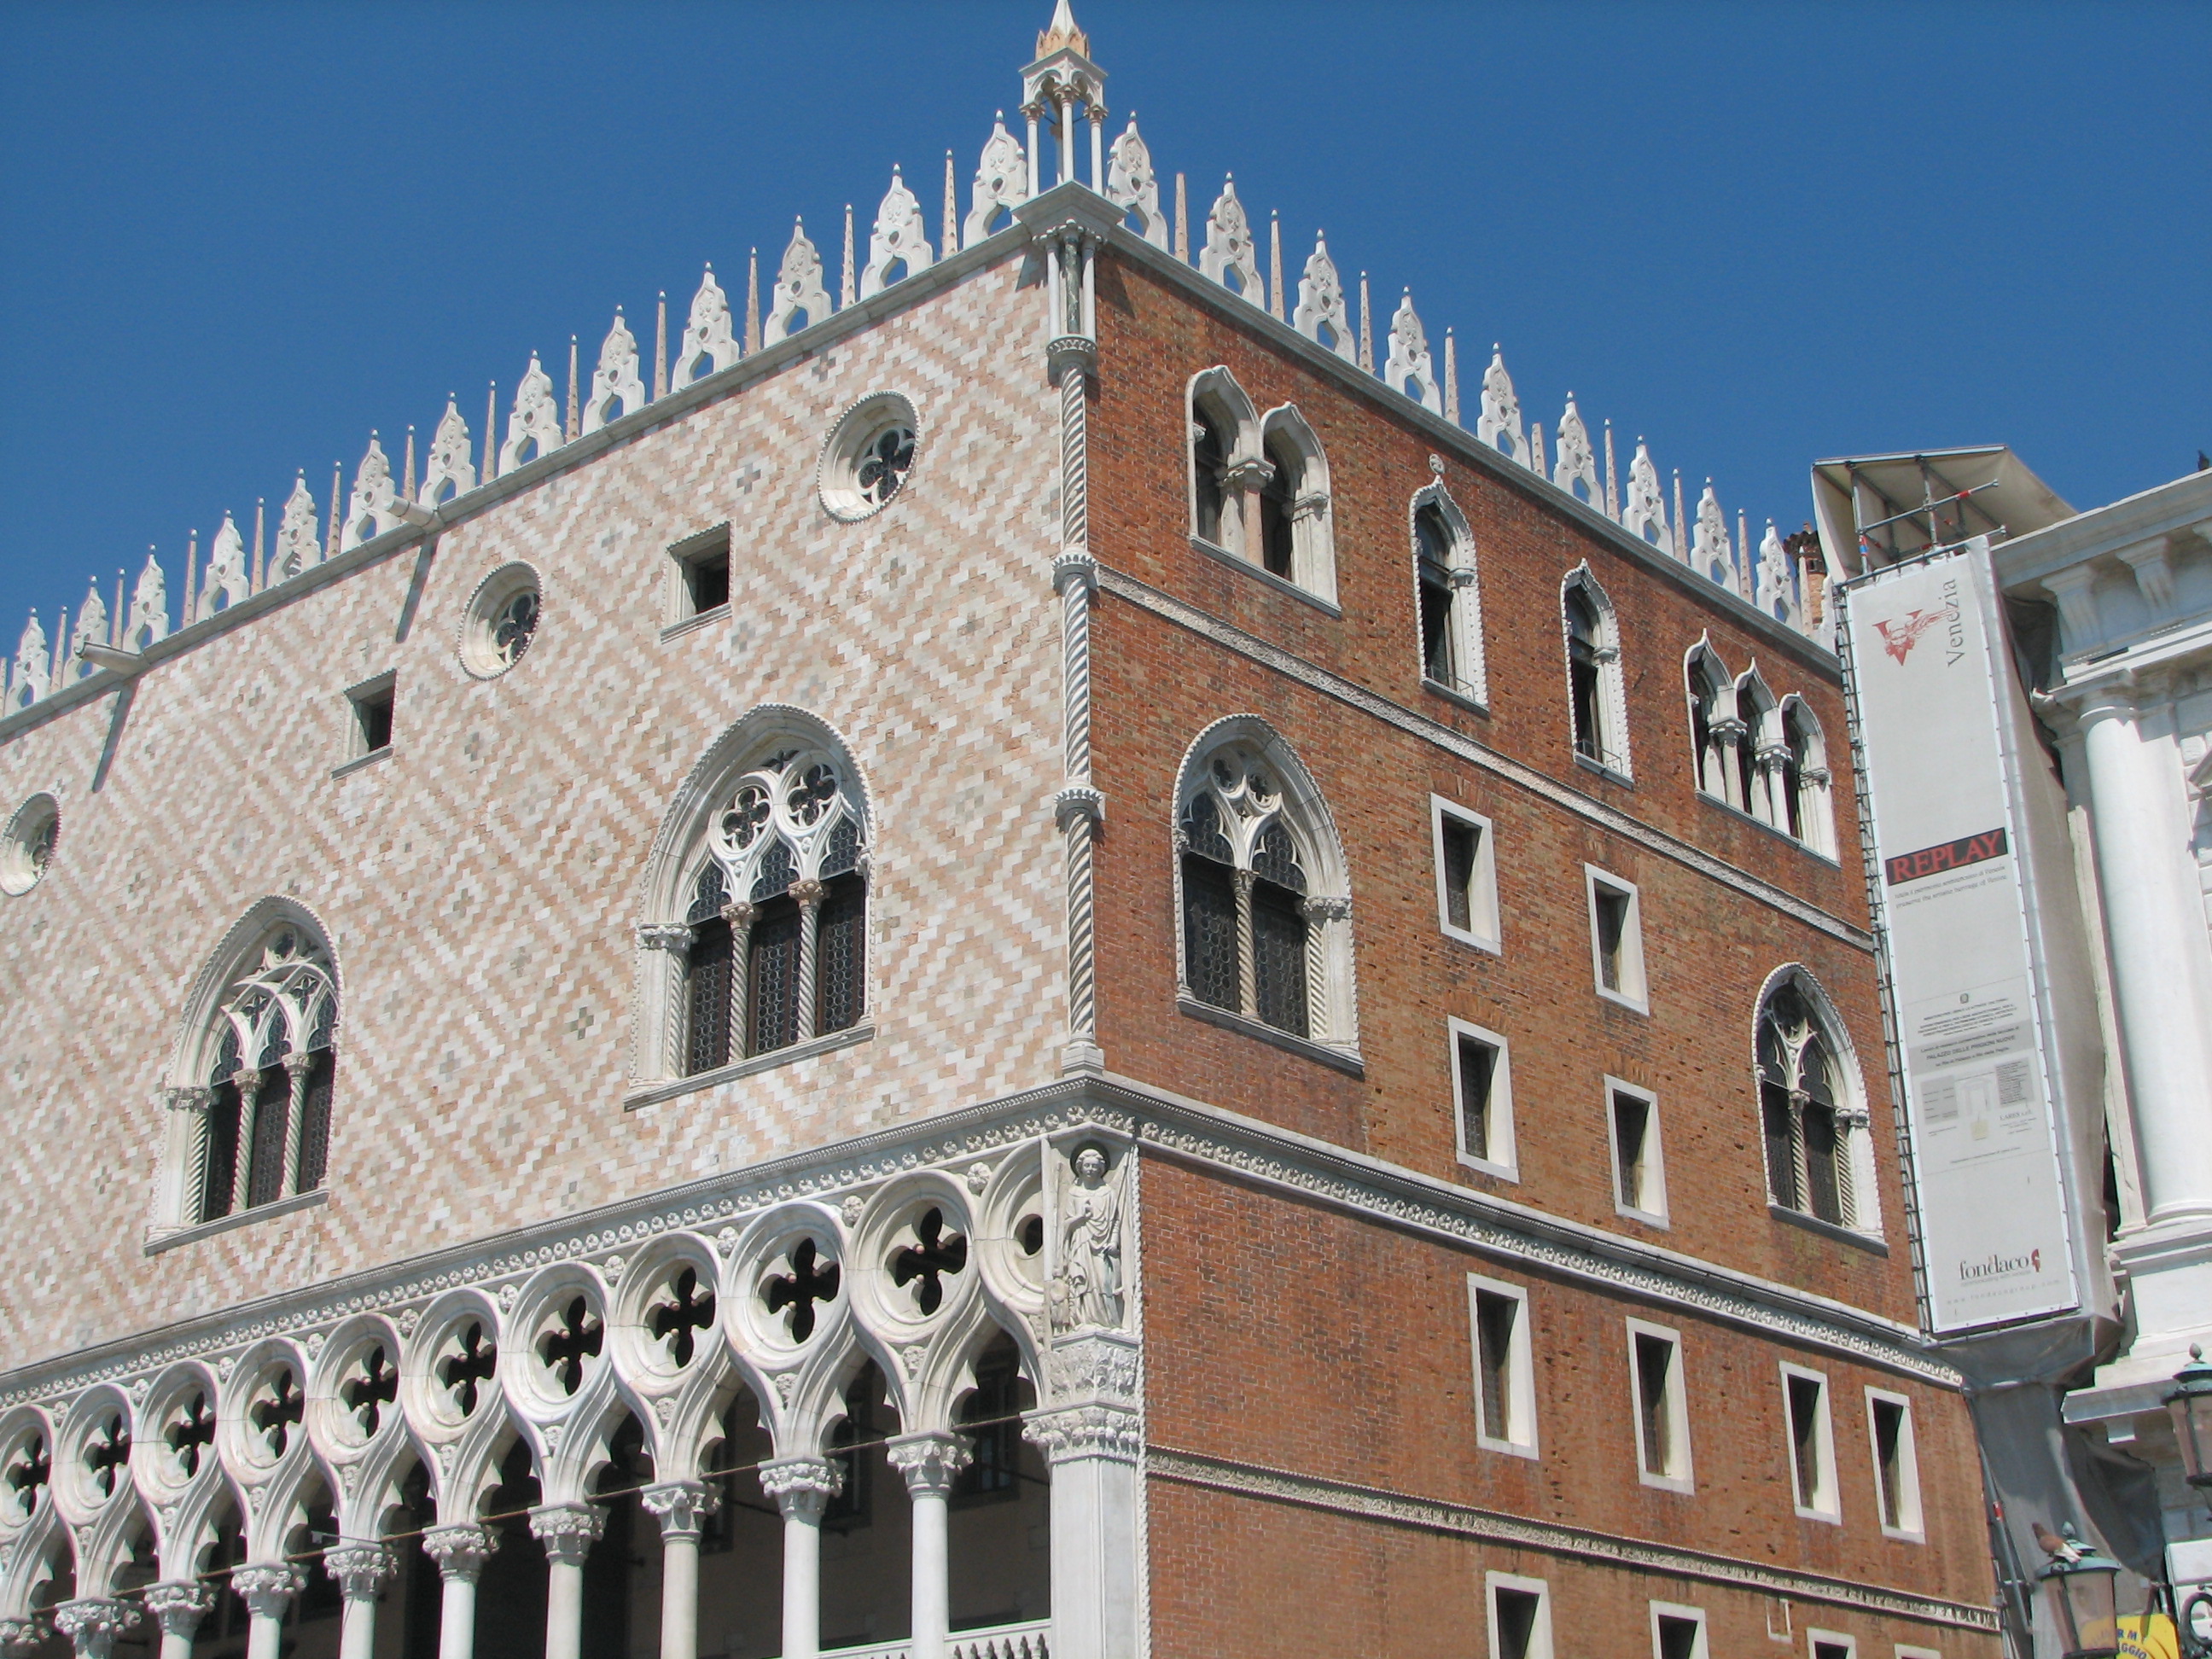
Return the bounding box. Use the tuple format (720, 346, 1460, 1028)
(957, 1340, 1028, 1501)
(357, 690, 393, 754)
(1181, 855, 1237, 1011)
(1872, 1399, 1906, 1528)
(1251, 823, 1305, 894)
(1420, 573, 1456, 684)
(684, 916, 735, 1075)
(1192, 408, 1226, 544)
(1761, 1080, 1799, 1209)
(1440, 816, 1479, 933)
(1251, 879, 1308, 1036)
(245, 1057, 290, 1210)
(1802, 1101, 1843, 1225)
(748, 896, 802, 1055)
(1594, 886, 1630, 992)
(751, 839, 795, 903)
(1736, 690, 1762, 806)
(1493, 1589, 1541, 1659)
(1458, 1035, 1498, 1161)
(685, 545, 731, 614)
(1787, 1373, 1825, 1506)
(1259, 440, 1295, 577)
(295, 1049, 335, 1194)
(200, 1081, 241, 1222)
(1474, 1289, 1517, 1441)
(815, 872, 865, 1036)
(1656, 1615, 1703, 1659)
(823, 1372, 879, 1530)
(1634, 1333, 1675, 1476)
(1567, 590, 1602, 760)
(1613, 1091, 1651, 1211)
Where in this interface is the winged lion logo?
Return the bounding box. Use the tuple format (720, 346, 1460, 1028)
(1873, 609, 1944, 666)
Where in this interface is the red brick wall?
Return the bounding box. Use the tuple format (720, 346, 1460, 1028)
(1085, 249, 1911, 1314)
(1141, 1156, 2000, 1656)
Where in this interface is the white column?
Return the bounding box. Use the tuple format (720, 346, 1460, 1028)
(141, 1581, 215, 1659)
(230, 1563, 305, 1659)
(641, 1481, 719, 1659)
(2074, 690, 2212, 1226)
(422, 1522, 498, 1659)
(887, 1432, 972, 1659)
(323, 1542, 396, 1659)
(53, 1598, 139, 1659)
(1024, 1330, 1145, 1659)
(529, 1503, 605, 1659)
(758, 1458, 841, 1659)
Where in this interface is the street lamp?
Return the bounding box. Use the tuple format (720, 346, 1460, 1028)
(2037, 1522, 2122, 1659)
(2168, 1345, 2212, 1493)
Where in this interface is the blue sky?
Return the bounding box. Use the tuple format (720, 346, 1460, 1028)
(2, 0, 2205, 659)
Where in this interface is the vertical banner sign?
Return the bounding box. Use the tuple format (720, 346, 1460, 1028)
(1845, 548, 2080, 1332)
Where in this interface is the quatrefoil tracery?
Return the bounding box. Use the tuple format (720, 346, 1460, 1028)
(703, 749, 864, 901)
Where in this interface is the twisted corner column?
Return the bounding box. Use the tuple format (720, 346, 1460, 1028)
(52, 1599, 140, 1659)
(641, 1481, 720, 1659)
(421, 1522, 498, 1659)
(230, 1563, 306, 1659)
(324, 1543, 397, 1659)
(887, 1433, 974, 1659)
(528, 1504, 605, 1659)
(759, 1457, 841, 1659)
(142, 1580, 216, 1659)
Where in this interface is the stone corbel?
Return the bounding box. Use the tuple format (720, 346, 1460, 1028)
(1299, 894, 1353, 925)
(163, 1086, 213, 1113)
(2040, 563, 2104, 657)
(1592, 643, 1621, 666)
(637, 922, 693, 953)
(1219, 457, 1275, 494)
(2118, 543, 2177, 620)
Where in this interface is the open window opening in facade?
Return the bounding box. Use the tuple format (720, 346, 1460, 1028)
(1627, 1320, 1692, 1492)
(172, 909, 341, 1228)
(1650, 1604, 1710, 1659)
(1755, 969, 1876, 1236)
(1175, 721, 1358, 1057)
(1683, 641, 1835, 854)
(1449, 1019, 1515, 1179)
(1609, 1081, 1667, 1223)
(1782, 1364, 1841, 1522)
(1185, 370, 1338, 605)
(1867, 1388, 1925, 1539)
(1586, 868, 1648, 1011)
(1562, 569, 1628, 777)
(1413, 485, 1486, 705)
(1487, 1574, 1554, 1659)
(1468, 1274, 1537, 1457)
(1431, 796, 1500, 952)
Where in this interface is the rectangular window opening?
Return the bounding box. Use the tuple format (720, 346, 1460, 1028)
(1810, 1639, 1856, 1659)
(1870, 1390, 1923, 1537)
(671, 525, 734, 620)
(1784, 1366, 1838, 1520)
(1450, 1022, 1514, 1178)
(1421, 572, 1457, 686)
(1441, 816, 1480, 933)
(1612, 1087, 1661, 1219)
(1489, 1582, 1549, 1659)
(1458, 1034, 1497, 1162)
(1586, 867, 1647, 1009)
(357, 686, 393, 754)
(1654, 1611, 1707, 1659)
(1431, 798, 1499, 950)
(1595, 888, 1629, 990)
(1629, 1323, 1690, 1489)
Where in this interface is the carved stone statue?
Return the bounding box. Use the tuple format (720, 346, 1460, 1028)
(1056, 1144, 1122, 1330)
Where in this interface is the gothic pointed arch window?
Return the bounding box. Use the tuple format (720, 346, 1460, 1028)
(1755, 969, 1875, 1234)
(1735, 669, 1781, 825)
(1412, 481, 1486, 705)
(639, 713, 871, 1087)
(1562, 567, 1629, 777)
(1174, 719, 1359, 1058)
(1187, 367, 1260, 557)
(170, 909, 341, 1227)
(1779, 696, 1836, 857)
(1684, 641, 1736, 805)
(1254, 405, 1337, 602)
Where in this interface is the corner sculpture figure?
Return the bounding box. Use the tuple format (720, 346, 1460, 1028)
(1057, 1144, 1122, 1329)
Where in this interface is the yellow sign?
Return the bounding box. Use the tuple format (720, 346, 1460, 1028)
(2115, 1613, 2179, 1659)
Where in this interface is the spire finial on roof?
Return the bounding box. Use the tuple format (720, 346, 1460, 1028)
(1037, 0, 1087, 58)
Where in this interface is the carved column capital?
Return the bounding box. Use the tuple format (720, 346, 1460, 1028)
(421, 1522, 499, 1583)
(639, 1479, 720, 1541)
(787, 878, 827, 911)
(886, 1431, 972, 1499)
(52, 1599, 139, 1659)
(718, 899, 756, 929)
(527, 1501, 605, 1566)
(757, 1456, 842, 1522)
(0, 1620, 40, 1659)
(163, 1086, 213, 1112)
(1220, 458, 1275, 492)
(1299, 894, 1351, 923)
(140, 1580, 216, 1640)
(637, 923, 694, 953)
(230, 1563, 307, 1621)
(1052, 548, 1098, 596)
(323, 1541, 398, 1601)
(1047, 335, 1097, 375)
(1709, 716, 1747, 744)
(1022, 1402, 1144, 1466)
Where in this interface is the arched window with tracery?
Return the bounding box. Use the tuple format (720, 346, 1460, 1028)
(1174, 720, 1358, 1056)
(172, 912, 340, 1226)
(1755, 970, 1874, 1233)
(1412, 482, 1485, 704)
(1562, 567, 1629, 777)
(639, 713, 871, 1087)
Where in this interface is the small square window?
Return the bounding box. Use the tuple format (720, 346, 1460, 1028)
(669, 524, 732, 620)
(1449, 1019, 1515, 1179)
(1782, 1364, 1840, 1522)
(1807, 1635, 1857, 1659)
(339, 672, 397, 769)
(1487, 1573, 1552, 1659)
(1628, 1319, 1693, 1491)
(1867, 1388, 1924, 1540)
(1650, 1604, 1708, 1659)
(1586, 865, 1648, 1010)
(1468, 1276, 1538, 1457)
(1431, 796, 1500, 952)
(1608, 1080, 1668, 1224)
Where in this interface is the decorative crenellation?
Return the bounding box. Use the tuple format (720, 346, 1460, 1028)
(2, 4, 1821, 719)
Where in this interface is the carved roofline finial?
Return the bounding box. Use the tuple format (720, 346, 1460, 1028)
(1037, 0, 1088, 58)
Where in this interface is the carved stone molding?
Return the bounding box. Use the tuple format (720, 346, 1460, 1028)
(1052, 785, 1105, 830)
(140, 1581, 215, 1639)
(52, 1599, 138, 1659)
(1023, 1401, 1143, 1465)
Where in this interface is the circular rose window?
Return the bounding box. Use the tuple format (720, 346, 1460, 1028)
(818, 393, 920, 521)
(0, 794, 59, 897)
(458, 563, 543, 679)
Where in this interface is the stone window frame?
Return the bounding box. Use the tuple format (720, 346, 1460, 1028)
(1484, 1569, 1554, 1659)
(1683, 637, 1738, 807)
(1447, 1017, 1516, 1182)
(1584, 864, 1649, 1014)
(1411, 479, 1488, 710)
(664, 523, 734, 637)
(1429, 795, 1500, 954)
(154, 897, 344, 1240)
(1753, 963, 1883, 1243)
(1184, 367, 1340, 614)
(1465, 1272, 1538, 1459)
(1779, 1360, 1842, 1524)
(1604, 1075, 1668, 1227)
(1647, 1602, 1710, 1659)
(1562, 564, 1632, 782)
(1169, 714, 1360, 1070)
(629, 706, 877, 1109)
(1626, 1316, 1695, 1494)
(1807, 1632, 1860, 1659)
(1865, 1385, 1926, 1542)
